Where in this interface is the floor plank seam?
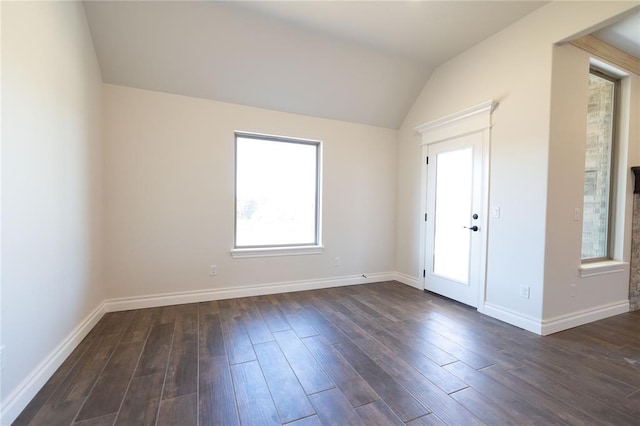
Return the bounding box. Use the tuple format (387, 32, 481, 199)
(154, 316, 178, 425)
(626, 389, 640, 399)
(111, 315, 155, 425)
(69, 318, 127, 425)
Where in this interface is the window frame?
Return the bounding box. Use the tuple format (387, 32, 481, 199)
(581, 67, 620, 263)
(231, 131, 323, 258)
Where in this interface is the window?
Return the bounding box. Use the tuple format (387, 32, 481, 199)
(233, 132, 322, 257)
(581, 69, 619, 261)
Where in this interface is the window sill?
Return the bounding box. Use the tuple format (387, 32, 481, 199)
(579, 260, 628, 278)
(231, 245, 324, 259)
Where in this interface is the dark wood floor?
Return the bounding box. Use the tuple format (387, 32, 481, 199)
(14, 281, 640, 425)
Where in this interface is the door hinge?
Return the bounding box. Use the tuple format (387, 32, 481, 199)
(426, 156, 429, 165)
(424, 213, 427, 221)
(423, 269, 426, 278)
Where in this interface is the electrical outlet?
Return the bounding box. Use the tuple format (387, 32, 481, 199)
(519, 285, 530, 299)
(570, 283, 576, 297)
(334, 256, 341, 267)
(0, 345, 6, 370)
(573, 208, 581, 221)
(209, 265, 217, 276)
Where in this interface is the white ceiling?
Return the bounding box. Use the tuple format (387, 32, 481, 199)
(593, 9, 640, 59)
(83, 1, 550, 129)
(230, 1, 547, 66)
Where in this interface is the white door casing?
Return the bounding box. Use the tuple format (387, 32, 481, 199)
(416, 100, 497, 309)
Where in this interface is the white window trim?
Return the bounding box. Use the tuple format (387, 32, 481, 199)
(581, 69, 618, 262)
(576, 60, 632, 278)
(579, 260, 628, 278)
(231, 245, 324, 259)
(233, 131, 323, 255)
(580, 58, 633, 264)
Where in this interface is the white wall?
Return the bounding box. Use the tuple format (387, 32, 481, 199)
(1, 0, 104, 419)
(543, 43, 640, 324)
(103, 84, 397, 300)
(396, 1, 638, 331)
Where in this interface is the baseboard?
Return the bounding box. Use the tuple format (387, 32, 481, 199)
(482, 302, 543, 334)
(393, 272, 421, 290)
(104, 272, 397, 312)
(0, 302, 106, 425)
(540, 300, 630, 335)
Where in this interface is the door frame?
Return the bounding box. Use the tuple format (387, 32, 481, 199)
(415, 100, 497, 311)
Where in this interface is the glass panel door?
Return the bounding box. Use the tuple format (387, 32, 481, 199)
(424, 131, 483, 308)
(433, 147, 473, 284)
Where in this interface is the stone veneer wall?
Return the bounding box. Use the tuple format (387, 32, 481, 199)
(630, 193, 640, 310)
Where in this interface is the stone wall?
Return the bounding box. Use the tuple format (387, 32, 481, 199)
(630, 192, 640, 311)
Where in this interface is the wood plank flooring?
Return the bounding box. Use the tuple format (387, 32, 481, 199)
(14, 281, 640, 425)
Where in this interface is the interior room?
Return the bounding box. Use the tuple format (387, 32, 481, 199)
(2, 1, 639, 424)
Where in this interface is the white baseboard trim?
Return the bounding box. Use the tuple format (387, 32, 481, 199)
(541, 300, 629, 335)
(482, 299, 631, 336)
(393, 272, 421, 290)
(482, 302, 543, 335)
(0, 302, 106, 425)
(104, 272, 397, 312)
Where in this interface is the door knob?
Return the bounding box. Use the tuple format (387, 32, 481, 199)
(464, 225, 479, 232)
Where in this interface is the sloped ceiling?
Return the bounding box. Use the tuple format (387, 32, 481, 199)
(83, 1, 548, 129)
(593, 9, 640, 59)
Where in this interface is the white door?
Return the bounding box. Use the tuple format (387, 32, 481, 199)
(424, 132, 483, 307)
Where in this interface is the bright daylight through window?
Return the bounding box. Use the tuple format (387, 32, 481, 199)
(234, 133, 321, 252)
(581, 70, 618, 261)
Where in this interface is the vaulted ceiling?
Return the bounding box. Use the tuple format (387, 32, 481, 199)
(593, 9, 640, 59)
(83, 1, 637, 129)
(83, 1, 551, 128)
